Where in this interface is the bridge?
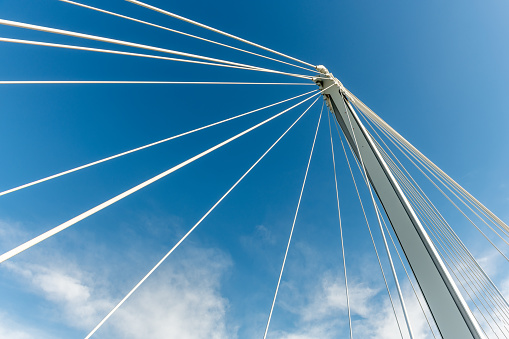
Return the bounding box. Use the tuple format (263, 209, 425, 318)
(0, 1, 508, 338)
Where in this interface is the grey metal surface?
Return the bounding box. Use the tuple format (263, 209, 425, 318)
(316, 76, 484, 339)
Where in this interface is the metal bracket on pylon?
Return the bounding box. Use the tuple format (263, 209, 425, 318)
(314, 67, 485, 339)
(312, 65, 344, 113)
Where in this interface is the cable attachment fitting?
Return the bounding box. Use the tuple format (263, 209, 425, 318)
(312, 65, 345, 113)
(315, 65, 330, 75)
(313, 64, 333, 85)
(314, 65, 343, 89)
(333, 76, 345, 94)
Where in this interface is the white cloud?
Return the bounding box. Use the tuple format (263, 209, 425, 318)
(1, 227, 236, 339)
(105, 247, 236, 339)
(468, 250, 509, 338)
(300, 273, 379, 322)
(271, 270, 436, 339)
(0, 312, 52, 339)
(500, 276, 509, 299)
(270, 323, 341, 339)
(0, 219, 27, 251)
(4, 259, 114, 330)
(240, 224, 277, 252)
(5, 216, 508, 339)
(255, 225, 277, 245)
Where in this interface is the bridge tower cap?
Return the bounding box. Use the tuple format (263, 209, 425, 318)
(315, 65, 329, 75)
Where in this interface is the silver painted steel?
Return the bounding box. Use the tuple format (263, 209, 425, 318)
(314, 74, 485, 339)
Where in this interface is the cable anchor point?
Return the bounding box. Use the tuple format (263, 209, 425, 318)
(313, 65, 343, 88)
(313, 65, 344, 112)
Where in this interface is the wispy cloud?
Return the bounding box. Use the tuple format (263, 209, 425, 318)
(0, 218, 28, 251)
(468, 249, 509, 337)
(105, 247, 236, 339)
(0, 311, 53, 339)
(6, 215, 508, 339)
(240, 224, 277, 250)
(4, 260, 114, 330)
(0, 218, 237, 338)
(269, 264, 436, 339)
(298, 272, 379, 322)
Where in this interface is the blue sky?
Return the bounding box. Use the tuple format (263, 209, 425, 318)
(0, 0, 508, 338)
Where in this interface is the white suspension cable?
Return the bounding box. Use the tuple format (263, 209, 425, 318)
(333, 119, 404, 338)
(327, 110, 353, 339)
(360, 108, 509, 298)
(387, 158, 497, 337)
(371, 126, 509, 333)
(0, 81, 313, 85)
(0, 90, 327, 264)
(126, 0, 316, 68)
(59, 0, 316, 73)
(360, 111, 509, 323)
(407, 181, 509, 334)
(405, 191, 503, 337)
(378, 202, 438, 338)
(0, 37, 315, 80)
(367, 111, 509, 326)
(341, 100, 415, 339)
(358, 107, 508, 328)
(379, 144, 509, 331)
(354, 121, 442, 337)
(0, 20, 314, 80)
(345, 89, 509, 236)
(370, 110, 509, 334)
(413, 155, 509, 251)
(358, 109, 509, 262)
(84, 96, 321, 339)
(0, 37, 253, 72)
(384, 125, 509, 250)
(263, 104, 322, 339)
(380, 147, 509, 335)
(406, 191, 498, 337)
(345, 89, 507, 235)
(362, 111, 509, 323)
(402, 139, 509, 241)
(348, 113, 499, 336)
(398, 134, 509, 240)
(0, 90, 317, 197)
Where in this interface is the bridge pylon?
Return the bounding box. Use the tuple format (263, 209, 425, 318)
(314, 66, 484, 339)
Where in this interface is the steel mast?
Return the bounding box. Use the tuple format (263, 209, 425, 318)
(314, 66, 484, 339)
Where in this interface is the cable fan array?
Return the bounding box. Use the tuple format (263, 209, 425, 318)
(0, 1, 507, 338)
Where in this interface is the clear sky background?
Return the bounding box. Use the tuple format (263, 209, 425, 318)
(0, 0, 508, 338)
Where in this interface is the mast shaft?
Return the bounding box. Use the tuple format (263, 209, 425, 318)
(315, 74, 484, 339)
